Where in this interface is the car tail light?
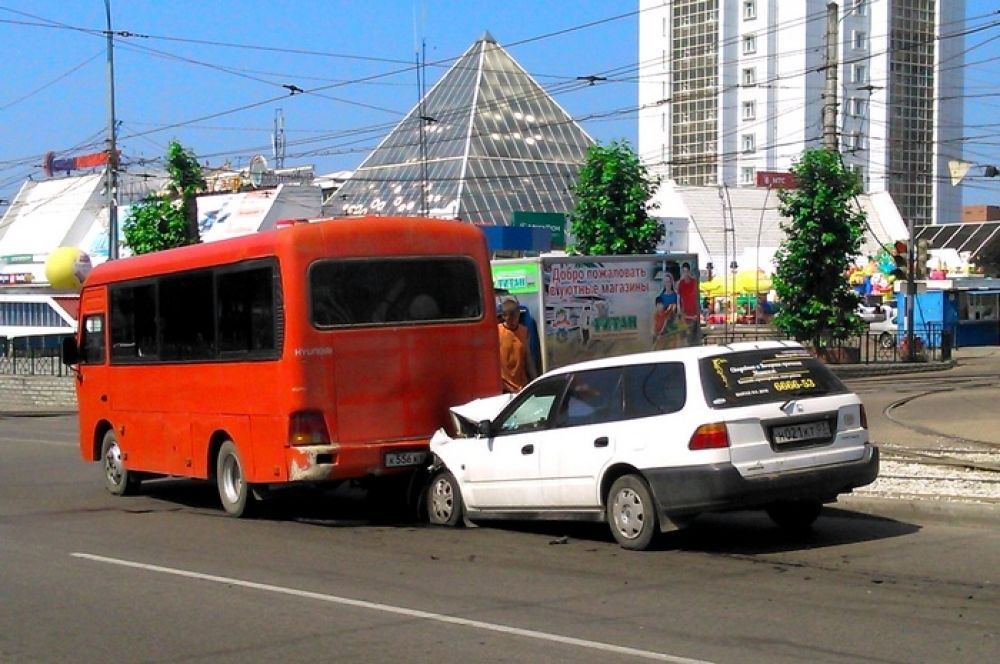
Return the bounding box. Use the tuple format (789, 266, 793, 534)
(688, 422, 730, 450)
(859, 404, 868, 429)
(288, 410, 331, 446)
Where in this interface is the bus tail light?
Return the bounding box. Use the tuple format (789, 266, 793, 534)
(688, 423, 730, 450)
(289, 410, 331, 446)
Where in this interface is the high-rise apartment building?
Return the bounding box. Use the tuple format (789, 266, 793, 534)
(638, 0, 964, 227)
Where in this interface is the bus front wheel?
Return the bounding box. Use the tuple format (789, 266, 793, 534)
(101, 429, 140, 496)
(216, 440, 256, 518)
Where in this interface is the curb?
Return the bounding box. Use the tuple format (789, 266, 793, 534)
(835, 493, 1000, 527)
(830, 360, 955, 379)
(0, 410, 78, 418)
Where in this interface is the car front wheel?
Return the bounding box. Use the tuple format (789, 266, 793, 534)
(766, 499, 823, 531)
(607, 474, 659, 550)
(426, 469, 463, 527)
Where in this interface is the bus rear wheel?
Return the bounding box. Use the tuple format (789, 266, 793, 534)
(101, 429, 140, 496)
(216, 440, 256, 518)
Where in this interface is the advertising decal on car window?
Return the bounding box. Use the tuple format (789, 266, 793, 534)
(700, 349, 847, 408)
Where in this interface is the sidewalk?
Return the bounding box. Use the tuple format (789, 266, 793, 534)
(840, 346, 1000, 523)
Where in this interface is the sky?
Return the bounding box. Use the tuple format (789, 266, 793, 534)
(0, 1, 998, 209)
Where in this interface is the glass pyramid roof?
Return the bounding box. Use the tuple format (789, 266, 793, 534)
(329, 33, 593, 225)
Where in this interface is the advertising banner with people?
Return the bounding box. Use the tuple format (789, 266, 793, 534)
(492, 254, 700, 372)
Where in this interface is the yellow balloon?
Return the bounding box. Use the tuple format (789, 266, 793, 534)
(45, 247, 92, 290)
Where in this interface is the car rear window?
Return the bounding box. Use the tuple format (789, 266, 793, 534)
(699, 348, 848, 409)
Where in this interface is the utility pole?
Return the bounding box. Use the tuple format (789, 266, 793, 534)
(822, 2, 839, 150)
(905, 218, 917, 361)
(104, 0, 119, 260)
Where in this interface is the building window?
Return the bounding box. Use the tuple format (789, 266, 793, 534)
(742, 100, 756, 120)
(741, 167, 755, 185)
(742, 67, 756, 86)
(845, 132, 866, 152)
(854, 0, 867, 17)
(743, 35, 757, 55)
(744, 0, 757, 20)
(853, 31, 867, 50)
(742, 133, 756, 153)
(852, 64, 867, 83)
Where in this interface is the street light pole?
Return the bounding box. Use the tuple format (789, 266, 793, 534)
(104, 0, 119, 260)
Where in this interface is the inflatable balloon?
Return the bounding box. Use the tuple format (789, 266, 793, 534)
(45, 247, 92, 290)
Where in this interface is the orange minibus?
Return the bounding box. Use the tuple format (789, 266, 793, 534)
(63, 216, 501, 516)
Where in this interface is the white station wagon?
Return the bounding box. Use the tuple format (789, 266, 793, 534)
(426, 341, 879, 550)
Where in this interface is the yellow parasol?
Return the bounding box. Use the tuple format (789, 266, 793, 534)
(733, 268, 772, 294)
(699, 276, 726, 296)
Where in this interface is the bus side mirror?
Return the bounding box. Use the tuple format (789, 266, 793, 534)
(476, 420, 493, 438)
(61, 337, 79, 366)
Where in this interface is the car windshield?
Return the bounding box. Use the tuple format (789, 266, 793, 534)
(699, 348, 848, 409)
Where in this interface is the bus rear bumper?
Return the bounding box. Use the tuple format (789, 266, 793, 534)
(288, 444, 340, 482)
(286, 440, 430, 482)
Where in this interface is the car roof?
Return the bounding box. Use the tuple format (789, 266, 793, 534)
(542, 340, 807, 378)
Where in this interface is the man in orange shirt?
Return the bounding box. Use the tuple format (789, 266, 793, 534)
(498, 297, 538, 393)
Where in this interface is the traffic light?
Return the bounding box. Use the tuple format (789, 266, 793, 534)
(890, 240, 908, 280)
(916, 239, 929, 280)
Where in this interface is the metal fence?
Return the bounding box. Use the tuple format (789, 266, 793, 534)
(0, 349, 70, 376)
(701, 324, 957, 365)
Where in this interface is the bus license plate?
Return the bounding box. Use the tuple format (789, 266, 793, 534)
(772, 420, 832, 445)
(385, 451, 427, 468)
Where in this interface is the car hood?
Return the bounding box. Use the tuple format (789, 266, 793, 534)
(450, 393, 513, 427)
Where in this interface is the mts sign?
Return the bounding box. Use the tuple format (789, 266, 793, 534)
(756, 171, 797, 189)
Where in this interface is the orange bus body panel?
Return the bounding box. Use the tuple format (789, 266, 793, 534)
(74, 216, 501, 486)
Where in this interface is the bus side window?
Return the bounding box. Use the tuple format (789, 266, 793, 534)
(81, 315, 106, 364)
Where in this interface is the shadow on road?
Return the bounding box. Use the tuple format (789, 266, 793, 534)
(134, 479, 921, 554)
(137, 477, 421, 525)
(664, 507, 921, 555)
(454, 506, 921, 554)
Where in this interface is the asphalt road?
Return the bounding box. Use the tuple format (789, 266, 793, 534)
(1, 414, 998, 664)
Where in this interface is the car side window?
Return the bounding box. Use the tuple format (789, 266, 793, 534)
(496, 378, 568, 435)
(80, 314, 106, 365)
(624, 362, 686, 418)
(555, 367, 625, 428)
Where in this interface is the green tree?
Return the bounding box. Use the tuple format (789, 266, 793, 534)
(772, 149, 866, 346)
(122, 140, 205, 255)
(569, 140, 662, 255)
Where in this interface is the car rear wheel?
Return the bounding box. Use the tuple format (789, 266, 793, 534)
(426, 469, 463, 527)
(607, 475, 659, 551)
(101, 429, 141, 496)
(766, 499, 823, 531)
(216, 440, 256, 518)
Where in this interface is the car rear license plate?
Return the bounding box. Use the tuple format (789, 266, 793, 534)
(385, 451, 427, 468)
(772, 420, 832, 445)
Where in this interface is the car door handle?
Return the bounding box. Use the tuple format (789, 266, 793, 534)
(521, 444, 534, 455)
(594, 437, 609, 448)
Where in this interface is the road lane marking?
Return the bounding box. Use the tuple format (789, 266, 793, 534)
(71, 552, 712, 663)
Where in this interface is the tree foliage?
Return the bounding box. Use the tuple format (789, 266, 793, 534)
(773, 148, 866, 345)
(569, 140, 662, 255)
(122, 140, 204, 255)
